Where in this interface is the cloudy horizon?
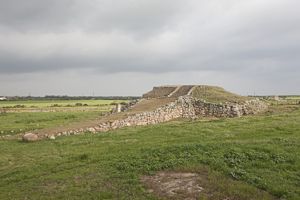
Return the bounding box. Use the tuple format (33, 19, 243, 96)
(0, 0, 299, 96)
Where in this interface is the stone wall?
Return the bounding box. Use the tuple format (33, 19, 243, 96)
(95, 96, 267, 131)
(192, 98, 268, 118)
(15, 96, 267, 140)
(55, 96, 267, 136)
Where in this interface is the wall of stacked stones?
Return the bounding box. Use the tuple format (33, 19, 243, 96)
(98, 100, 184, 131)
(192, 98, 267, 118)
(17, 96, 267, 140)
(95, 96, 267, 132)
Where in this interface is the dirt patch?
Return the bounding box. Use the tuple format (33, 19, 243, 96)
(141, 168, 277, 200)
(141, 172, 203, 200)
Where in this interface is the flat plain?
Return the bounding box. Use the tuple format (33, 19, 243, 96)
(0, 101, 300, 199)
(0, 99, 125, 136)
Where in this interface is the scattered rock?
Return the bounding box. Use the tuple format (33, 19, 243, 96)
(22, 133, 38, 142)
(87, 127, 96, 133)
(49, 135, 55, 140)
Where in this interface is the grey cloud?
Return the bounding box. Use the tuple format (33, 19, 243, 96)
(0, 0, 299, 95)
(0, 0, 188, 34)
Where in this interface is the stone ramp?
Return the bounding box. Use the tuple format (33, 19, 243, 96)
(169, 85, 194, 98)
(128, 97, 177, 113)
(142, 86, 177, 98)
(187, 86, 197, 95)
(143, 85, 196, 99)
(167, 86, 181, 97)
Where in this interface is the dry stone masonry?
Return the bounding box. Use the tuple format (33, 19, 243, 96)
(96, 96, 267, 130)
(15, 85, 268, 141)
(39, 95, 267, 140)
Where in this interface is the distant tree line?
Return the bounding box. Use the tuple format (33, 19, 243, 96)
(4, 95, 140, 101)
(248, 95, 300, 99)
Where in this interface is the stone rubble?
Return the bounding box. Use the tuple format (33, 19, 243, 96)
(49, 135, 56, 140)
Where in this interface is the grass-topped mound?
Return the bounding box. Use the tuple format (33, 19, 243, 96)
(191, 85, 252, 104)
(142, 85, 252, 104)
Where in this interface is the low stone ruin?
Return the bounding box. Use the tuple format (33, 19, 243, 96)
(17, 85, 268, 140)
(39, 95, 267, 140)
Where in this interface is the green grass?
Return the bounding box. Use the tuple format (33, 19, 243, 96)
(0, 112, 103, 135)
(0, 99, 126, 135)
(0, 99, 126, 108)
(285, 96, 300, 100)
(192, 86, 251, 103)
(0, 105, 299, 199)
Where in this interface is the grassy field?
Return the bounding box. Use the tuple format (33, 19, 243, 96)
(0, 104, 299, 199)
(0, 99, 126, 108)
(284, 96, 300, 100)
(0, 99, 127, 136)
(0, 112, 104, 136)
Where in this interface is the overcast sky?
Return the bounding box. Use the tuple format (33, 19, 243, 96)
(0, 0, 299, 96)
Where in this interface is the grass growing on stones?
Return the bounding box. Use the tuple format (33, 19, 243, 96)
(0, 105, 300, 199)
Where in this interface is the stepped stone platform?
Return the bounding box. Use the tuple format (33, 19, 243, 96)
(142, 86, 178, 98)
(4, 85, 267, 141)
(143, 85, 195, 99)
(169, 85, 194, 98)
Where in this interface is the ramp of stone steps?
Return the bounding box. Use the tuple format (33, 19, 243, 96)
(142, 86, 177, 98)
(169, 85, 194, 98)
